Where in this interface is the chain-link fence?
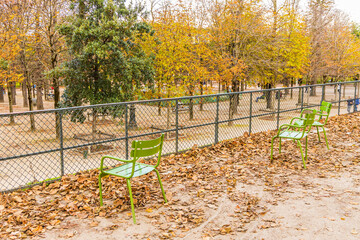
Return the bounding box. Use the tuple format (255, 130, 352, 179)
(0, 81, 359, 192)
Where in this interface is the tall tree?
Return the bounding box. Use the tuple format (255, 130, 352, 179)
(306, 0, 335, 95)
(60, 0, 154, 133)
(0, 0, 24, 123)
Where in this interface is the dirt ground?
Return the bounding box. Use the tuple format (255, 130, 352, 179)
(41, 169, 360, 240)
(1, 104, 360, 240)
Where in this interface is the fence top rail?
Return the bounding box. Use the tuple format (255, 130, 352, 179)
(0, 80, 359, 117)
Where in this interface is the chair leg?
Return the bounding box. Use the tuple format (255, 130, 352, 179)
(305, 136, 308, 162)
(99, 173, 104, 206)
(322, 126, 329, 150)
(297, 140, 306, 169)
(316, 126, 321, 142)
(270, 137, 275, 163)
(126, 179, 136, 224)
(279, 138, 282, 154)
(154, 169, 167, 203)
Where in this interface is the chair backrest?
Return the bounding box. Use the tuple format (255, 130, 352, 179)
(130, 133, 164, 167)
(302, 109, 317, 127)
(319, 101, 332, 123)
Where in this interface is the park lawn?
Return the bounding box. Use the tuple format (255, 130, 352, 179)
(0, 112, 359, 239)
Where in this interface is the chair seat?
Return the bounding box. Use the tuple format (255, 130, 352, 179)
(104, 163, 155, 178)
(294, 120, 323, 127)
(279, 130, 307, 139)
(312, 121, 323, 126)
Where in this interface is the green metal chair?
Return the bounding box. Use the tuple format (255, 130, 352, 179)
(293, 101, 332, 149)
(270, 109, 317, 169)
(98, 133, 167, 224)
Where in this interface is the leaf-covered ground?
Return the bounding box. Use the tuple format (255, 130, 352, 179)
(1, 112, 360, 239)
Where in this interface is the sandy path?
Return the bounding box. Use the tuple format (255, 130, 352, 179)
(40, 164, 360, 240)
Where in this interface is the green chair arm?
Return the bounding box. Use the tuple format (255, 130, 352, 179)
(276, 123, 304, 136)
(290, 117, 306, 125)
(100, 155, 133, 172)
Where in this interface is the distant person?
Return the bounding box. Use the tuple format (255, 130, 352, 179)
(347, 97, 354, 113)
(355, 98, 360, 112)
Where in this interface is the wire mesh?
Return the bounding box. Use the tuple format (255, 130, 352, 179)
(0, 81, 359, 191)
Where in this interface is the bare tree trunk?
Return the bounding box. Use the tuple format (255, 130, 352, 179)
(284, 78, 290, 95)
(189, 98, 194, 120)
(297, 88, 302, 104)
(36, 77, 44, 110)
(44, 80, 48, 101)
(27, 84, 36, 131)
(322, 84, 326, 101)
(22, 82, 28, 107)
(199, 82, 204, 111)
(7, 84, 15, 124)
(35, 8, 44, 110)
(11, 83, 16, 105)
(92, 108, 98, 141)
(0, 86, 4, 103)
(54, 76, 61, 138)
(265, 83, 274, 110)
(189, 86, 194, 120)
(228, 94, 238, 126)
(310, 76, 317, 96)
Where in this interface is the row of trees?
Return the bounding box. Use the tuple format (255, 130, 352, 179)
(0, 0, 67, 129)
(1, 0, 360, 129)
(143, 0, 360, 109)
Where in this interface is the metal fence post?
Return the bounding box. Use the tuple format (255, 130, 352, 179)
(301, 87, 304, 110)
(354, 82, 357, 113)
(175, 99, 179, 153)
(338, 84, 341, 115)
(277, 90, 280, 129)
(215, 95, 219, 144)
(59, 110, 64, 176)
(249, 92, 252, 134)
(125, 104, 129, 159)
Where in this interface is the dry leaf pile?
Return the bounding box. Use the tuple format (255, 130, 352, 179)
(0, 112, 359, 239)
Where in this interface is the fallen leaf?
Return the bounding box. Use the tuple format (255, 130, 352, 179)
(90, 221, 99, 227)
(13, 196, 22, 203)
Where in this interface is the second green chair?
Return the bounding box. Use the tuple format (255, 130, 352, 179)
(293, 101, 332, 149)
(271, 109, 317, 169)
